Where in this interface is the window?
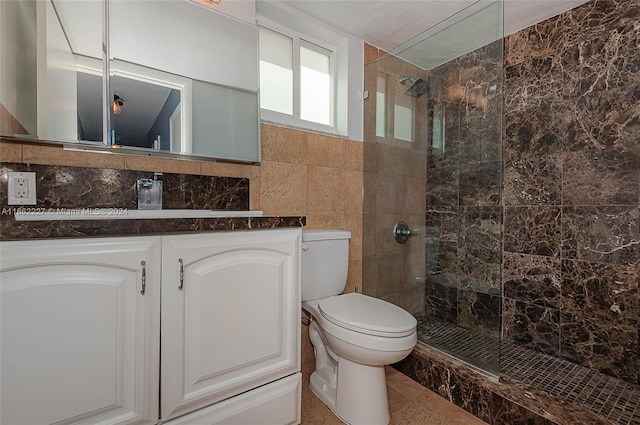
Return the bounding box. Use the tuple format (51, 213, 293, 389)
(256, 1, 363, 141)
(300, 43, 332, 126)
(376, 71, 415, 143)
(259, 25, 334, 132)
(375, 75, 386, 137)
(259, 27, 293, 116)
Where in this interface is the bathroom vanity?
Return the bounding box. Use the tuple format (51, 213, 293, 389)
(0, 228, 301, 425)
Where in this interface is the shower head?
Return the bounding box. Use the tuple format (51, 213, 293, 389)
(404, 78, 428, 98)
(398, 75, 428, 98)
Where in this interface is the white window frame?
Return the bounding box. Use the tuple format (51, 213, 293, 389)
(256, 1, 364, 141)
(259, 19, 337, 135)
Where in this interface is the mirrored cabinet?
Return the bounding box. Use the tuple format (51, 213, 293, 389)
(0, 0, 260, 163)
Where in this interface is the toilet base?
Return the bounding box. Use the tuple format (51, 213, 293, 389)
(310, 357, 390, 425)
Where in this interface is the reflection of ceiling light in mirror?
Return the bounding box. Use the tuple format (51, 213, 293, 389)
(113, 95, 124, 115)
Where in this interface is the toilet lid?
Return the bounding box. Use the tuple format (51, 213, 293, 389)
(318, 293, 417, 337)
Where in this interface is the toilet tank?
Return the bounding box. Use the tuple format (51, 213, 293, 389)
(301, 229, 351, 302)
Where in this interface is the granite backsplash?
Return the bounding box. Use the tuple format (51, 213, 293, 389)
(0, 162, 305, 239)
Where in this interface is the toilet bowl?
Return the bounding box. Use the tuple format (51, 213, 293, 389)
(301, 230, 417, 425)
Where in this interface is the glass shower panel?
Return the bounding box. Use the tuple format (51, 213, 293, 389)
(363, 0, 504, 376)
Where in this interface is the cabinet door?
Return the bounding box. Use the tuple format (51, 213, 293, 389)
(161, 229, 301, 421)
(0, 237, 161, 425)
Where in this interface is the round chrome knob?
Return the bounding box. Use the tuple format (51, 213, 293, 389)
(393, 221, 413, 244)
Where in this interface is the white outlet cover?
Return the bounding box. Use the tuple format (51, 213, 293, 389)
(8, 171, 37, 205)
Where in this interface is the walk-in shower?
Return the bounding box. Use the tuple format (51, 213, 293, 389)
(363, 0, 640, 423)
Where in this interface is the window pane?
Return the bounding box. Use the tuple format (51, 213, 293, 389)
(393, 104, 413, 142)
(300, 44, 330, 125)
(376, 75, 386, 137)
(259, 27, 293, 115)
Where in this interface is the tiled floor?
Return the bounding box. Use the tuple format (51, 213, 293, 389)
(300, 360, 488, 424)
(418, 316, 640, 425)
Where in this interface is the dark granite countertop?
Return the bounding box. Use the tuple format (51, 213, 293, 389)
(0, 215, 306, 240)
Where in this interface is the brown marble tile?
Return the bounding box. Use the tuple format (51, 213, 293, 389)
(458, 162, 501, 206)
(0, 161, 296, 240)
(396, 342, 621, 425)
(456, 289, 501, 337)
(425, 205, 459, 245)
(560, 258, 638, 384)
(504, 206, 562, 257)
(458, 206, 502, 291)
(503, 252, 562, 308)
(560, 2, 640, 160)
(490, 393, 555, 425)
(0, 216, 305, 240)
(426, 166, 459, 207)
(562, 206, 639, 266)
(503, 298, 560, 356)
(425, 278, 458, 324)
(503, 153, 562, 206)
(160, 174, 249, 210)
(0, 162, 249, 211)
(426, 241, 459, 282)
(563, 149, 639, 206)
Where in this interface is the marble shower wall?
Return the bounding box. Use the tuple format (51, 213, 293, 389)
(502, 0, 640, 386)
(424, 40, 503, 338)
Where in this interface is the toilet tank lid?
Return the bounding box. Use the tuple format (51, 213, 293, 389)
(302, 229, 351, 242)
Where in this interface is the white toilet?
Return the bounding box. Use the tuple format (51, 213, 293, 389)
(301, 229, 417, 425)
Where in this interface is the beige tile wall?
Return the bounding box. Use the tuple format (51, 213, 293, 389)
(362, 43, 427, 315)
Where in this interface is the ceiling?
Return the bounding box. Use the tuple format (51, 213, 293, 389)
(280, 0, 591, 53)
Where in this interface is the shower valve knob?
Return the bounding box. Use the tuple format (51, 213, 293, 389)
(393, 221, 415, 244)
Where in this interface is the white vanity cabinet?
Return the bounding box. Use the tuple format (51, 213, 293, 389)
(0, 237, 161, 425)
(0, 228, 301, 425)
(160, 229, 301, 423)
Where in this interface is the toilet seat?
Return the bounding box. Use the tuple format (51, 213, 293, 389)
(318, 293, 416, 338)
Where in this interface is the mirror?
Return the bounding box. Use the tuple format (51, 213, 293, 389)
(0, 0, 260, 163)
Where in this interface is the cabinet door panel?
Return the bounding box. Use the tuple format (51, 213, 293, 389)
(161, 229, 301, 421)
(0, 237, 161, 425)
(186, 251, 284, 383)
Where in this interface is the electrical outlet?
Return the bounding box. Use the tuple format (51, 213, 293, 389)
(7, 172, 37, 205)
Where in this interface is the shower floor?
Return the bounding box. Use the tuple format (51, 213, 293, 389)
(417, 316, 640, 425)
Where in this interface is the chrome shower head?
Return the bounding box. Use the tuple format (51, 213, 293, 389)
(399, 75, 428, 98)
(404, 78, 428, 98)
